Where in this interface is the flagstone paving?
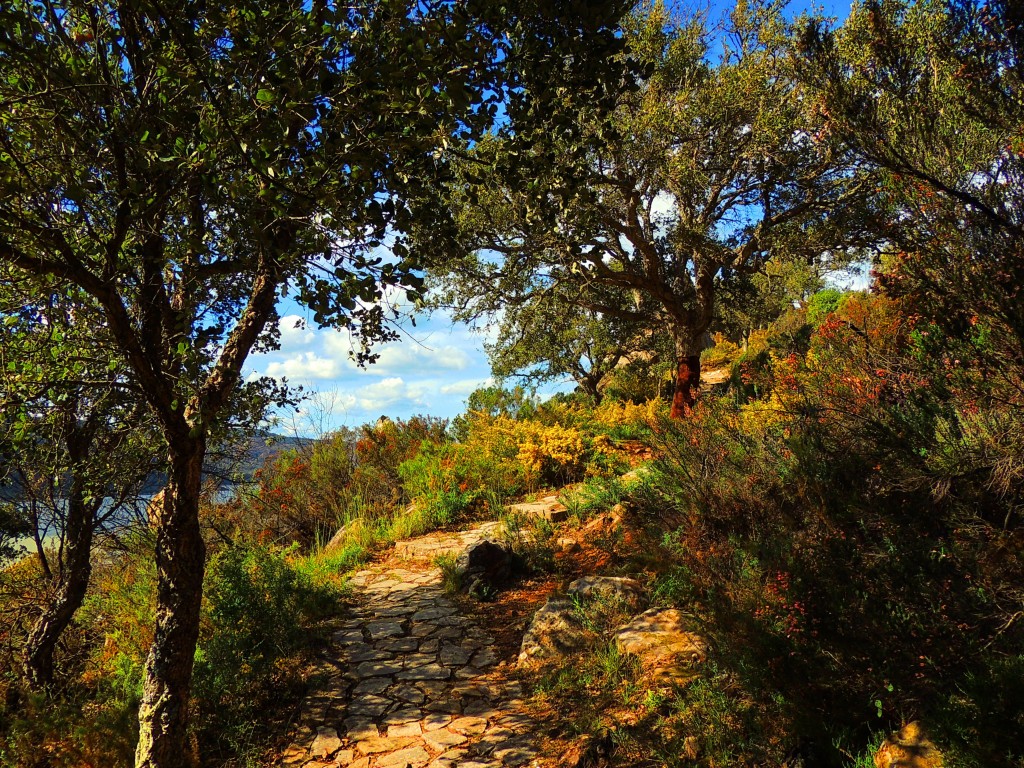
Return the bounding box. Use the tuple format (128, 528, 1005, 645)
(276, 522, 544, 768)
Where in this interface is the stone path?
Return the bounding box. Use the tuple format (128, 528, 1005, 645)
(277, 522, 543, 768)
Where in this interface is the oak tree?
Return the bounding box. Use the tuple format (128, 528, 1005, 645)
(423, 1, 868, 417)
(795, 0, 1024, 383)
(0, 1, 630, 763)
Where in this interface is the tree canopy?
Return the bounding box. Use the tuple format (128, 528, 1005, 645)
(421, 0, 871, 417)
(0, 1, 630, 764)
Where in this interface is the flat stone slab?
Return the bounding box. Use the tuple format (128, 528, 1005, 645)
(356, 735, 419, 754)
(508, 494, 568, 523)
(424, 728, 468, 750)
(366, 621, 405, 640)
(397, 663, 452, 681)
(309, 726, 342, 759)
(613, 607, 706, 663)
(376, 745, 431, 767)
(567, 575, 646, 610)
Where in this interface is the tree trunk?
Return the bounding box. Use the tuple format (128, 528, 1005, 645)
(669, 333, 702, 419)
(135, 438, 206, 768)
(22, 488, 95, 692)
(578, 372, 603, 406)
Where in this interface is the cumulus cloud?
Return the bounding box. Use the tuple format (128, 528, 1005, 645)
(246, 297, 502, 432)
(277, 314, 315, 348)
(353, 377, 429, 412)
(372, 342, 472, 375)
(265, 351, 342, 380)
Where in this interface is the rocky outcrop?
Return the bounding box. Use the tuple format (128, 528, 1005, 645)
(518, 576, 646, 665)
(567, 575, 645, 611)
(518, 597, 591, 663)
(874, 722, 943, 768)
(508, 494, 569, 523)
(612, 608, 707, 684)
(456, 539, 522, 601)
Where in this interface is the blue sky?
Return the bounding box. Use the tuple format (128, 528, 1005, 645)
(246, 293, 501, 435)
(246, 0, 860, 436)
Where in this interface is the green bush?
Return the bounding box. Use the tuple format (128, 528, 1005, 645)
(637, 295, 1024, 766)
(192, 543, 340, 760)
(805, 288, 845, 327)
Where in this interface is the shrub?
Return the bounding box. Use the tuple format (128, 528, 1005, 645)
(637, 294, 1024, 765)
(192, 543, 339, 759)
(805, 287, 845, 327)
(701, 335, 742, 369)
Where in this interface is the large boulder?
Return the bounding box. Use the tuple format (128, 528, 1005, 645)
(873, 722, 943, 768)
(612, 608, 707, 684)
(518, 577, 648, 666)
(567, 575, 646, 612)
(456, 539, 520, 600)
(518, 597, 591, 664)
(508, 494, 569, 523)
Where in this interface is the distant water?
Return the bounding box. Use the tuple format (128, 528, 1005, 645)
(9, 485, 237, 556)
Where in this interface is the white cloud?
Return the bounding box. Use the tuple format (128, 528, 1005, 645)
(265, 351, 342, 380)
(321, 330, 474, 376)
(277, 314, 315, 347)
(322, 328, 359, 361)
(371, 342, 472, 375)
(440, 377, 493, 396)
(353, 377, 429, 412)
(246, 297, 499, 434)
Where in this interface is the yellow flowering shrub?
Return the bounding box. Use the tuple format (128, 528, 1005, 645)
(515, 422, 585, 483)
(443, 412, 591, 491)
(592, 397, 664, 432)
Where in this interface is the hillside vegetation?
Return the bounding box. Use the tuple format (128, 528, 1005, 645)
(1, 0, 1022, 766)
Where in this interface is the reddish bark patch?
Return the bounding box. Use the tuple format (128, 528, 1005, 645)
(670, 354, 701, 418)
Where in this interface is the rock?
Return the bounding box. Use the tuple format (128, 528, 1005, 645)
(518, 578, 647, 666)
(449, 716, 488, 735)
(386, 722, 422, 738)
(557, 536, 580, 552)
(509, 494, 569, 523)
(365, 621, 404, 641)
(375, 745, 431, 767)
(356, 736, 419, 755)
(277, 744, 307, 766)
(456, 539, 519, 599)
(424, 728, 469, 750)
(396, 663, 451, 681)
(582, 504, 625, 535)
(874, 722, 943, 768)
(324, 519, 363, 553)
(613, 608, 707, 682)
(309, 726, 342, 759)
(567, 575, 646, 611)
(518, 597, 590, 664)
(428, 748, 470, 768)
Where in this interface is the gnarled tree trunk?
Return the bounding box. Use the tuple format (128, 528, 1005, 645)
(22, 485, 96, 692)
(669, 331, 703, 419)
(135, 437, 206, 768)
